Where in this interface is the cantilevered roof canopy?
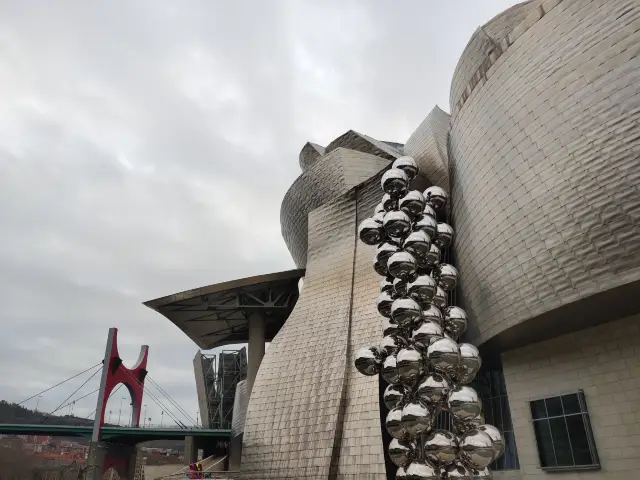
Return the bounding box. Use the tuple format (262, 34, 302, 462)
(144, 269, 304, 350)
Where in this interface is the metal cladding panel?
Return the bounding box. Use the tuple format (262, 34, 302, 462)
(231, 380, 248, 438)
(450, 0, 640, 348)
(241, 177, 387, 479)
(334, 175, 386, 479)
(299, 142, 326, 171)
(404, 105, 451, 190)
(281, 147, 390, 268)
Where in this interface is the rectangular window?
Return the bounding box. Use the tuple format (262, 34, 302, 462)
(530, 391, 600, 471)
(473, 364, 519, 471)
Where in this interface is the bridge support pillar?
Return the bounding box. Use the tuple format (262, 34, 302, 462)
(87, 441, 138, 480)
(247, 313, 265, 396)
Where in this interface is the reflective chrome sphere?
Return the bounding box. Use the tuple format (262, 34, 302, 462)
(382, 168, 409, 197)
(423, 305, 444, 324)
(438, 264, 459, 291)
(448, 386, 482, 423)
(358, 218, 384, 246)
(401, 401, 433, 437)
(382, 193, 399, 212)
(354, 345, 381, 376)
(424, 243, 441, 268)
(435, 222, 454, 249)
(393, 276, 409, 298)
(424, 186, 448, 209)
(391, 298, 422, 327)
(407, 275, 436, 306)
(405, 460, 438, 480)
(383, 384, 406, 410)
(460, 430, 495, 469)
(443, 462, 473, 480)
(423, 429, 458, 466)
(377, 242, 401, 268)
(374, 202, 385, 215)
(397, 347, 423, 385)
(416, 373, 450, 406)
(388, 251, 417, 280)
(444, 307, 468, 340)
(386, 407, 406, 439)
(455, 343, 481, 385)
(432, 286, 448, 309)
(374, 258, 388, 276)
(470, 467, 492, 479)
(427, 337, 460, 374)
(411, 321, 444, 351)
(380, 335, 407, 357)
(423, 204, 437, 219)
(388, 438, 413, 467)
(413, 215, 438, 238)
(381, 277, 395, 295)
(395, 466, 407, 479)
(392, 156, 419, 180)
(399, 190, 426, 219)
(384, 210, 412, 238)
(454, 415, 485, 436)
(404, 231, 432, 259)
(382, 317, 398, 337)
(377, 291, 394, 318)
(372, 211, 385, 224)
(478, 424, 505, 461)
(381, 354, 401, 385)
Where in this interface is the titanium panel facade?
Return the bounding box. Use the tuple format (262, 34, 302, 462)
(403, 105, 451, 190)
(449, 0, 640, 347)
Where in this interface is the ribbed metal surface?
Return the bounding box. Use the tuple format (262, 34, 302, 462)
(450, 0, 640, 347)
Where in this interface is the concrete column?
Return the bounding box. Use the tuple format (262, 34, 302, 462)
(247, 313, 265, 396)
(87, 441, 137, 480)
(184, 435, 197, 465)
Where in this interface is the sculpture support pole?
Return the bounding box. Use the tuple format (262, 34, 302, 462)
(247, 313, 265, 396)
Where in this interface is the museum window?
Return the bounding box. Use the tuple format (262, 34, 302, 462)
(529, 391, 600, 471)
(472, 362, 520, 471)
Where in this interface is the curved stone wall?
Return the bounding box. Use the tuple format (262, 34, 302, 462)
(450, 0, 640, 348)
(281, 147, 390, 268)
(299, 142, 325, 171)
(403, 105, 451, 189)
(242, 174, 387, 479)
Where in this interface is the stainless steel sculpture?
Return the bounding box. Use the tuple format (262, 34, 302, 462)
(354, 156, 504, 478)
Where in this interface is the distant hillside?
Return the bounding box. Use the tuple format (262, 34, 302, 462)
(0, 400, 94, 427)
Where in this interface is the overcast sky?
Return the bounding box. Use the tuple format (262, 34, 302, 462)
(0, 0, 523, 426)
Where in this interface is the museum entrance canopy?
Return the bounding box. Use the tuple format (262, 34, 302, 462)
(144, 269, 304, 350)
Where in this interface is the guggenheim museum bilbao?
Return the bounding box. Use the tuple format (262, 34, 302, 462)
(145, 0, 640, 478)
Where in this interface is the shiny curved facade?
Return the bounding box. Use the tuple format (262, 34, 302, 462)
(404, 106, 451, 190)
(449, 0, 640, 349)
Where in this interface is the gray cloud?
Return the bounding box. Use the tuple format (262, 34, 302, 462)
(0, 0, 521, 424)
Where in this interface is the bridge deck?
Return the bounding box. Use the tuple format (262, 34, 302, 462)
(0, 424, 231, 443)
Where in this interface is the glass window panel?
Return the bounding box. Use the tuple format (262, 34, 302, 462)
(504, 431, 519, 469)
(545, 396, 564, 417)
(498, 368, 508, 395)
(561, 394, 581, 415)
(533, 419, 556, 467)
(549, 417, 573, 466)
(501, 395, 512, 431)
(530, 400, 547, 419)
(566, 414, 593, 465)
(491, 369, 502, 397)
(484, 403, 494, 426)
(493, 396, 504, 432)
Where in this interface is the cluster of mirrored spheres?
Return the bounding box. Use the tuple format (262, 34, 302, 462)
(354, 157, 504, 480)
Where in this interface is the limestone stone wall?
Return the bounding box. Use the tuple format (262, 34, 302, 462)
(500, 313, 640, 479)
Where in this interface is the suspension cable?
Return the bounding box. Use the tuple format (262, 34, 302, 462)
(56, 388, 99, 413)
(85, 383, 123, 422)
(42, 366, 102, 423)
(119, 368, 186, 428)
(15, 362, 102, 406)
(146, 375, 199, 425)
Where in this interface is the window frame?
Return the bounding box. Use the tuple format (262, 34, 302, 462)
(529, 390, 600, 472)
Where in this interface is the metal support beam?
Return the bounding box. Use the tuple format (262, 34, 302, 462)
(247, 313, 266, 397)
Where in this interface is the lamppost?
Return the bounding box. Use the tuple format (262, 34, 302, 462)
(35, 395, 42, 413)
(143, 405, 148, 427)
(160, 411, 164, 427)
(118, 397, 125, 425)
(108, 410, 112, 424)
